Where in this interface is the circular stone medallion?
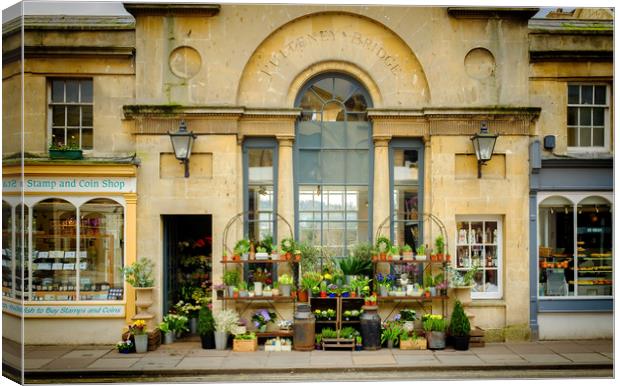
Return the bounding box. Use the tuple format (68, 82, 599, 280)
(169, 46, 202, 79)
(464, 48, 495, 80)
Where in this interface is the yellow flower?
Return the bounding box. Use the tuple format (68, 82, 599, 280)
(134, 320, 146, 328)
(323, 273, 333, 280)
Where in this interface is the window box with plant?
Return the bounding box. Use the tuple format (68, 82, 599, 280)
(233, 332, 258, 352)
(399, 330, 427, 350)
(49, 140, 83, 160)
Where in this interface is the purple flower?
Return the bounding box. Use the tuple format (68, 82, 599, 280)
(260, 309, 270, 322)
(254, 320, 260, 328)
(394, 314, 401, 321)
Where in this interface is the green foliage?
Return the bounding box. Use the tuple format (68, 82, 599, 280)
(233, 239, 250, 255)
(260, 235, 274, 253)
(321, 328, 338, 339)
(401, 244, 412, 253)
(158, 321, 170, 333)
(197, 306, 215, 335)
(223, 269, 240, 286)
(381, 321, 404, 346)
(416, 245, 426, 256)
(389, 245, 400, 256)
(424, 273, 435, 288)
(434, 236, 445, 255)
(449, 300, 471, 337)
(163, 314, 189, 333)
(301, 271, 323, 290)
(375, 236, 391, 254)
(399, 309, 417, 321)
(339, 326, 360, 339)
(339, 254, 372, 276)
(256, 246, 267, 253)
(351, 242, 373, 263)
(298, 242, 321, 273)
(278, 274, 293, 286)
(315, 333, 323, 344)
(121, 257, 155, 287)
(422, 315, 446, 332)
(280, 237, 296, 253)
(234, 332, 256, 340)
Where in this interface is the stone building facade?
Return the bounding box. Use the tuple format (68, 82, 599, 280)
(2, 3, 613, 345)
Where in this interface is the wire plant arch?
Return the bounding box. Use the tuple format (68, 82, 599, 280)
(221, 211, 294, 257)
(375, 212, 449, 254)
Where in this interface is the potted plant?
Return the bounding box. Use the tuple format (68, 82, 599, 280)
(415, 245, 426, 261)
(401, 244, 414, 260)
(234, 239, 250, 261)
(280, 238, 295, 260)
(399, 330, 427, 350)
(223, 269, 240, 297)
(214, 283, 226, 299)
(375, 273, 394, 297)
(159, 315, 176, 344)
(301, 271, 322, 301)
(49, 139, 83, 160)
(129, 319, 148, 353)
(327, 283, 339, 298)
(355, 335, 363, 351)
(375, 236, 391, 261)
(256, 246, 269, 260)
(434, 236, 445, 262)
(371, 247, 379, 262)
(381, 320, 404, 349)
(197, 305, 216, 349)
(388, 245, 401, 261)
(447, 265, 479, 304)
(277, 274, 293, 297)
(319, 281, 328, 298)
(174, 300, 201, 335)
(237, 281, 249, 298)
(398, 309, 417, 332)
(422, 314, 446, 350)
(116, 339, 134, 354)
(449, 300, 471, 351)
(233, 332, 258, 352)
(213, 309, 240, 350)
(252, 309, 276, 333)
(121, 257, 155, 321)
(364, 294, 377, 306)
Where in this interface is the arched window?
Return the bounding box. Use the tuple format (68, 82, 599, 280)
(80, 199, 124, 300)
(295, 74, 372, 258)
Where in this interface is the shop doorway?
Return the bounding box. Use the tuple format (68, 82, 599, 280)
(162, 215, 212, 314)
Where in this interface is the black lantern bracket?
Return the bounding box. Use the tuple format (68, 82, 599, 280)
(168, 120, 197, 178)
(470, 121, 499, 179)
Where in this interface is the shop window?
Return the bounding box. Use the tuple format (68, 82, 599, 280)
(567, 84, 609, 149)
(295, 73, 372, 257)
(456, 217, 502, 299)
(15, 204, 28, 300)
(79, 199, 124, 301)
(244, 141, 277, 243)
(538, 195, 612, 297)
(32, 199, 78, 301)
(49, 78, 94, 150)
(2, 201, 12, 297)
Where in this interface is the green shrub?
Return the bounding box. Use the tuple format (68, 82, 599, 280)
(223, 269, 240, 286)
(449, 300, 471, 337)
(197, 306, 215, 335)
(121, 257, 155, 287)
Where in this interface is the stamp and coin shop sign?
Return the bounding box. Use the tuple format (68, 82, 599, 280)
(2, 177, 136, 193)
(3, 301, 125, 317)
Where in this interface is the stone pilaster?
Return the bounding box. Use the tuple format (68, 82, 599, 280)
(373, 136, 391, 241)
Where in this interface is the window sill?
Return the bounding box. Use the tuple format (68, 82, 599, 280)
(469, 299, 506, 307)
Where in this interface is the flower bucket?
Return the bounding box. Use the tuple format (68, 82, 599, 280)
(214, 331, 228, 350)
(452, 335, 470, 351)
(190, 317, 198, 335)
(163, 331, 174, 345)
(280, 284, 291, 297)
(426, 331, 446, 350)
(134, 334, 148, 353)
(379, 285, 388, 297)
(201, 332, 215, 349)
(254, 282, 263, 296)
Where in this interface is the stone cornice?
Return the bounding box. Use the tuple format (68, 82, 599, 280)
(447, 7, 539, 20)
(123, 3, 220, 17)
(3, 15, 135, 37)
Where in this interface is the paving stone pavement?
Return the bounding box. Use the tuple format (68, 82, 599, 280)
(9, 338, 613, 373)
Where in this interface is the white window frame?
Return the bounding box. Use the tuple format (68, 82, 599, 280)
(537, 191, 613, 300)
(566, 83, 611, 153)
(47, 78, 94, 151)
(454, 215, 503, 300)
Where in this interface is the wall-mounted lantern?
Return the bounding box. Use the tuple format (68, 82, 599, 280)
(470, 121, 499, 179)
(168, 120, 196, 178)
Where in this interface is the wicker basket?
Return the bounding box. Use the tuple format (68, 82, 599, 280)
(233, 338, 258, 352)
(400, 338, 427, 350)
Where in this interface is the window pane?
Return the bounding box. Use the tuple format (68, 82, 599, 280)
(52, 80, 64, 102)
(592, 127, 604, 147)
(52, 106, 65, 127)
(322, 101, 345, 122)
(81, 80, 93, 103)
(346, 113, 367, 122)
(15, 205, 28, 300)
(52, 128, 66, 146)
(2, 202, 12, 297)
(592, 107, 604, 126)
(66, 80, 79, 103)
(323, 187, 345, 212)
(67, 129, 80, 148)
(567, 126, 578, 147)
(580, 85, 593, 104)
(321, 150, 345, 183)
(393, 149, 419, 184)
(579, 127, 591, 147)
(248, 149, 273, 184)
(594, 86, 606, 105)
(67, 106, 80, 126)
(347, 121, 370, 148)
(576, 202, 612, 296)
(82, 106, 93, 127)
(32, 199, 77, 301)
(567, 85, 579, 104)
(579, 107, 591, 126)
(346, 150, 369, 184)
(484, 269, 499, 293)
(79, 199, 124, 301)
(298, 150, 320, 183)
(299, 221, 320, 244)
(567, 107, 578, 126)
(322, 122, 346, 148)
(538, 204, 574, 296)
(299, 89, 324, 111)
(298, 121, 321, 147)
(333, 78, 356, 103)
(484, 222, 498, 244)
(299, 186, 321, 211)
(484, 246, 498, 268)
(344, 92, 368, 112)
(81, 129, 93, 149)
(394, 187, 419, 220)
(456, 246, 470, 268)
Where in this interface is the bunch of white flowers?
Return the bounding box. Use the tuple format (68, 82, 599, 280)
(213, 309, 240, 333)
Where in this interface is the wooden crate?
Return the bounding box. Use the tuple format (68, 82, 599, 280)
(322, 338, 355, 351)
(233, 338, 258, 352)
(469, 327, 485, 347)
(400, 338, 427, 350)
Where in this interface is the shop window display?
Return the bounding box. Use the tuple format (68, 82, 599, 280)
(455, 218, 501, 299)
(392, 149, 420, 250)
(538, 195, 612, 297)
(2, 201, 12, 297)
(79, 199, 124, 300)
(247, 148, 275, 242)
